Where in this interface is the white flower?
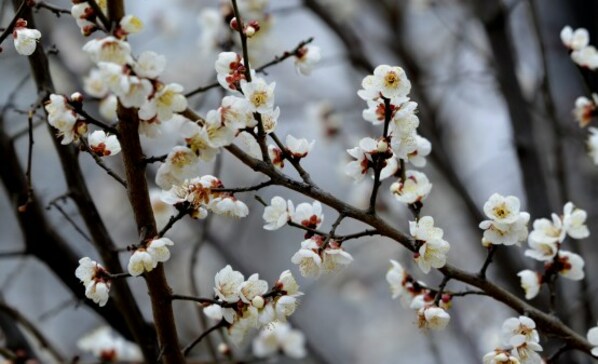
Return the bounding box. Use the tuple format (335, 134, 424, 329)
(587, 325, 598, 357)
(119, 76, 153, 108)
(418, 306, 450, 330)
(119, 14, 143, 35)
(571, 46, 598, 70)
(274, 295, 298, 320)
(525, 236, 559, 262)
(88, 130, 121, 157)
(321, 242, 353, 273)
(239, 274, 269, 304)
(573, 95, 597, 127)
(99, 95, 118, 121)
(240, 78, 276, 113)
(75, 257, 111, 307)
(390, 170, 432, 204)
(71, 3, 97, 36)
(155, 146, 201, 190)
(276, 270, 302, 296)
(291, 238, 323, 278)
(83, 36, 132, 65)
(517, 270, 541, 300)
(291, 201, 323, 229)
(557, 250, 585, 281)
(210, 196, 249, 218)
(263, 196, 294, 230)
(358, 65, 411, 100)
(252, 322, 306, 359)
(203, 304, 223, 321)
(139, 83, 187, 122)
(345, 146, 370, 181)
(562, 202, 590, 239)
(180, 121, 219, 161)
(501, 316, 540, 348)
(84, 69, 109, 98)
(483, 349, 521, 364)
(146, 237, 174, 264)
(286, 135, 315, 158)
(386, 259, 406, 299)
(415, 236, 450, 274)
(133, 51, 166, 79)
(13, 19, 41, 56)
(528, 214, 565, 245)
(483, 193, 522, 224)
(408, 134, 431, 167)
(479, 212, 530, 246)
(294, 45, 321, 76)
(44, 94, 81, 145)
(127, 249, 156, 276)
(561, 26, 590, 51)
(588, 127, 598, 165)
(77, 326, 142, 362)
(214, 265, 245, 303)
(261, 107, 280, 133)
(215, 52, 252, 92)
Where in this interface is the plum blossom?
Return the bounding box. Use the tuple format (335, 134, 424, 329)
(75, 257, 111, 307)
(410, 216, 450, 273)
(562, 202, 589, 239)
(417, 306, 450, 330)
(127, 238, 174, 276)
(294, 45, 321, 75)
(286, 135, 315, 158)
(390, 170, 432, 204)
(263, 196, 294, 230)
(119, 14, 143, 35)
(88, 130, 121, 156)
(252, 322, 306, 359)
(358, 65, 411, 100)
(573, 94, 598, 127)
(321, 241, 354, 273)
(386, 259, 407, 299)
(501, 316, 542, 362)
(517, 270, 541, 300)
(133, 51, 166, 79)
(290, 238, 323, 278)
(291, 200, 323, 229)
(561, 26, 590, 51)
(214, 265, 245, 303)
(240, 78, 276, 113)
(71, 2, 98, 36)
(83, 36, 132, 65)
(571, 46, 598, 69)
(407, 134, 431, 167)
(12, 19, 41, 56)
(482, 349, 521, 364)
(139, 83, 187, 122)
(45, 94, 85, 145)
(556, 250, 585, 281)
(209, 196, 249, 218)
(215, 52, 252, 92)
(479, 194, 529, 246)
(155, 146, 201, 190)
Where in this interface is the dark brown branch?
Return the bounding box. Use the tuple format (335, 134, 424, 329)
(116, 103, 185, 364)
(14, 1, 159, 360)
(74, 106, 119, 135)
(0, 0, 26, 48)
(368, 97, 391, 214)
(212, 179, 273, 193)
(157, 208, 190, 238)
(142, 154, 168, 164)
(171, 294, 219, 305)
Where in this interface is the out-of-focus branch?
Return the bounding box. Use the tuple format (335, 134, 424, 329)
(0, 301, 64, 363)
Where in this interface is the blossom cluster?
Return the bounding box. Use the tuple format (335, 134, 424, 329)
(517, 202, 589, 300)
(410, 216, 450, 273)
(479, 193, 530, 247)
(346, 65, 432, 206)
(261, 197, 354, 278)
(385, 260, 451, 330)
(203, 266, 305, 347)
(161, 175, 249, 219)
(44, 94, 88, 145)
(561, 26, 598, 164)
(484, 316, 542, 364)
(75, 257, 111, 307)
(128, 237, 174, 277)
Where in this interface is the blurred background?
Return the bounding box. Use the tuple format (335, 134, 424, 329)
(1, 0, 598, 363)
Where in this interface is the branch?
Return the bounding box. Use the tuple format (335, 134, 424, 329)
(182, 321, 227, 357)
(32, 1, 71, 17)
(80, 137, 127, 188)
(212, 179, 273, 193)
(0, 0, 26, 48)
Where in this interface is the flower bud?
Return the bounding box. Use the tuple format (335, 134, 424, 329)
(229, 17, 239, 31)
(252, 296, 265, 309)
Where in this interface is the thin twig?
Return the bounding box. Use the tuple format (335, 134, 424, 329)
(33, 1, 71, 17)
(478, 245, 497, 279)
(75, 106, 119, 135)
(86, 0, 111, 32)
(170, 294, 219, 305)
(367, 97, 392, 214)
(46, 200, 92, 243)
(80, 137, 127, 188)
(142, 154, 168, 164)
(182, 321, 227, 356)
(157, 208, 189, 238)
(0, 0, 26, 47)
(212, 180, 273, 193)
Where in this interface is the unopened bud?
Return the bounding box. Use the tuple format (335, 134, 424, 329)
(252, 296, 265, 309)
(244, 25, 256, 37)
(229, 17, 239, 31)
(218, 343, 230, 356)
(70, 92, 84, 103)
